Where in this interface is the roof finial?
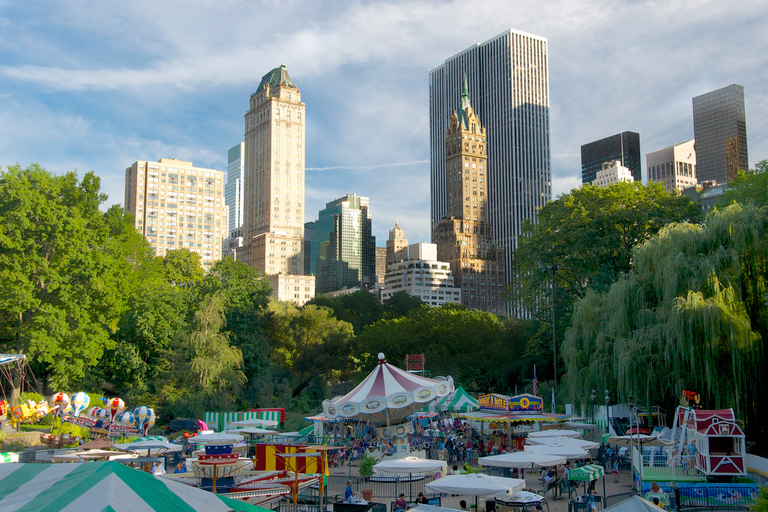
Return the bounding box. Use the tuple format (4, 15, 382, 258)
(462, 73, 469, 98)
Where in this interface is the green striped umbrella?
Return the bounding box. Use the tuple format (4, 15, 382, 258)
(568, 464, 605, 481)
(0, 461, 270, 511)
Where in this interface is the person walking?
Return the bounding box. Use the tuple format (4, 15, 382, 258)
(613, 459, 619, 482)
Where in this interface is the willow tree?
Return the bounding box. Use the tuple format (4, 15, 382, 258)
(562, 203, 767, 446)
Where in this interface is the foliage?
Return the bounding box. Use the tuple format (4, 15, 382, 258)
(163, 249, 205, 285)
(382, 292, 425, 319)
(512, 181, 704, 383)
(307, 290, 384, 334)
(358, 453, 378, 478)
(562, 204, 767, 449)
(0, 164, 149, 388)
(751, 483, 768, 512)
(719, 160, 768, 207)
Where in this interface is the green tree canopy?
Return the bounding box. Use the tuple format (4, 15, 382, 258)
(163, 248, 205, 285)
(512, 181, 704, 383)
(718, 159, 768, 207)
(562, 204, 767, 449)
(0, 164, 152, 387)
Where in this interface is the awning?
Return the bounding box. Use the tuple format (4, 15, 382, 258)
(0, 461, 270, 511)
(568, 464, 605, 481)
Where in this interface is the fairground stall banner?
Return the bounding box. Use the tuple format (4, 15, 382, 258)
(479, 393, 543, 413)
(253, 444, 328, 475)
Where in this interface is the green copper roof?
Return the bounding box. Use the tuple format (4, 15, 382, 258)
(458, 73, 472, 129)
(257, 64, 294, 91)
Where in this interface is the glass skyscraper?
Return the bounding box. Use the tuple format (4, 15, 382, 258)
(581, 132, 641, 185)
(693, 84, 748, 184)
(429, 29, 551, 309)
(310, 194, 376, 294)
(225, 142, 244, 236)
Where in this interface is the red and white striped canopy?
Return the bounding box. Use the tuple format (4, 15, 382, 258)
(322, 353, 454, 424)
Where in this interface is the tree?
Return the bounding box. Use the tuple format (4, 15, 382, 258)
(512, 181, 704, 383)
(0, 164, 139, 388)
(718, 159, 768, 207)
(163, 249, 204, 285)
(382, 291, 425, 319)
(306, 290, 384, 334)
(561, 203, 767, 452)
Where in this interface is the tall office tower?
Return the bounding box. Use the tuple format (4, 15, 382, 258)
(385, 222, 409, 267)
(646, 140, 697, 193)
(225, 143, 244, 236)
(581, 132, 641, 184)
(429, 29, 550, 310)
(593, 160, 635, 188)
(432, 80, 506, 313)
(374, 247, 387, 287)
(242, 65, 306, 276)
(310, 194, 376, 294)
(693, 84, 748, 184)
(124, 158, 228, 269)
(303, 221, 315, 275)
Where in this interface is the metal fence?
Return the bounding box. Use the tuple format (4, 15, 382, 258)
(604, 491, 635, 508)
(677, 485, 757, 510)
(326, 474, 439, 500)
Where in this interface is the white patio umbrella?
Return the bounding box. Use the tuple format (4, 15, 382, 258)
(479, 452, 566, 469)
(115, 440, 184, 455)
(373, 457, 447, 475)
(227, 418, 279, 428)
(375, 457, 447, 500)
(187, 433, 244, 444)
(526, 437, 600, 450)
(524, 445, 589, 460)
(223, 427, 278, 436)
(425, 473, 525, 498)
(605, 435, 670, 447)
(528, 430, 581, 439)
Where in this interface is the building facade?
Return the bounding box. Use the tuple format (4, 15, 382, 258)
(581, 132, 641, 185)
(374, 247, 387, 287)
(124, 158, 228, 269)
(381, 243, 461, 306)
(593, 160, 635, 188)
(241, 65, 306, 276)
(693, 84, 748, 184)
(432, 79, 506, 313)
(646, 140, 697, 193)
(267, 274, 316, 306)
(310, 194, 376, 294)
(225, 142, 244, 235)
(385, 222, 409, 267)
(429, 29, 550, 309)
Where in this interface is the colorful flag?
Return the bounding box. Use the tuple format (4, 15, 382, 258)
(532, 365, 538, 397)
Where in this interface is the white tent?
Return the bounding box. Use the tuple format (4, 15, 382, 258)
(606, 435, 671, 447)
(188, 433, 244, 444)
(223, 428, 278, 436)
(227, 418, 278, 428)
(527, 429, 581, 439)
(51, 450, 138, 462)
(115, 440, 183, 455)
(526, 437, 600, 450)
(524, 445, 589, 460)
(425, 473, 525, 498)
(479, 452, 566, 469)
(373, 457, 446, 475)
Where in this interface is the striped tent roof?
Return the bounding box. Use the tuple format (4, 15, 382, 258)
(322, 353, 454, 424)
(425, 385, 479, 413)
(568, 464, 605, 481)
(0, 461, 268, 511)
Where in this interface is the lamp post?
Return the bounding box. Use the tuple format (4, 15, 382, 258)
(605, 390, 611, 435)
(590, 389, 597, 424)
(543, 264, 559, 410)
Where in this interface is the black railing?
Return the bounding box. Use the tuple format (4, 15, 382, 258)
(326, 474, 439, 500)
(604, 491, 635, 508)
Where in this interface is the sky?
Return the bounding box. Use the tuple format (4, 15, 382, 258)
(1, 0, 767, 246)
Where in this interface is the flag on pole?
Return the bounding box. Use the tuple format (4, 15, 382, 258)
(532, 365, 538, 397)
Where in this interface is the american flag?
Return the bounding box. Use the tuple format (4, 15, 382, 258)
(533, 365, 538, 397)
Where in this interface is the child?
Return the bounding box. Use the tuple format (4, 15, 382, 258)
(613, 459, 619, 482)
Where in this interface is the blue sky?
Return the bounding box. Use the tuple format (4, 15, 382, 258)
(1, 0, 766, 245)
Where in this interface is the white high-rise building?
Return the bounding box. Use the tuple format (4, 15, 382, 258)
(646, 140, 697, 193)
(593, 160, 635, 188)
(381, 242, 461, 306)
(225, 142, 244, 236)
(429, 29, 551, 311)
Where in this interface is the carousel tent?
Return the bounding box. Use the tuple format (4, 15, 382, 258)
(322, 353, 454, 424)
(0, 461, 268, 511)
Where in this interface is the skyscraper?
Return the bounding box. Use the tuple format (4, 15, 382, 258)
(310, 194, 376, 294)
(646, 140, 697, 193)
(385, 222, 408, 267)
(432, 79, 506, 313)
(225, 142, 244, 236)
(241, 65, 314, 302)
(693, 84, 748, 184)
(429, 29, 551, 307)
(124, 158, 228, 269)
(581, 132, 641, 185)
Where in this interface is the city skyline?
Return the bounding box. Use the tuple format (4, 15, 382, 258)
(1, 1, 767, 246)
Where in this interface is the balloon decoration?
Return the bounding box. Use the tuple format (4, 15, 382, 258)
(134, 406, 157, 436)
(107, 397, 125, 423)
(49, 392, 70, 417)
(69, 392, 90, 419)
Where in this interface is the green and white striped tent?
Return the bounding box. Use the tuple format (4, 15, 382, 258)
(0, 453, 19, 464)
(204, 411, 282, 432)
(0, 461, 269, 511)
(424, 385, 479, 413)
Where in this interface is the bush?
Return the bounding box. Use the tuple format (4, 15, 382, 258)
(358, 453, 378, 478)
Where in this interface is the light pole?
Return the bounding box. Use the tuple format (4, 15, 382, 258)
(543, 264, 559, 410)
(590, 389, 597, 424)
(605, 390, 611, 435)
